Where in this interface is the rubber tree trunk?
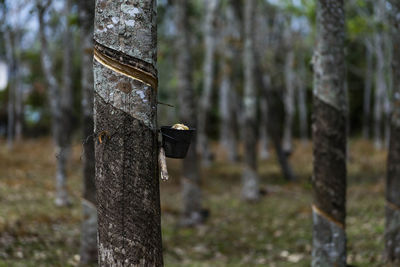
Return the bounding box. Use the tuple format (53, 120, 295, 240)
(363, 41, 373, 139)
(384, 29, 393, 149)
(4, 27, 15, 150)
(197, 0, 219, 167)
(374, 32, 385, 150)
(36, 1, 71, 206)
(312, 0, 347, 266)
(283, 50, 295, 154)
(219, 4, 239, 163)
(373, 0, 387, 150)
(13, 30, 23, 142)
(93, 0, 162, 264)
(219, 66, 239, 162)
(14, 76, 23, 142)
(175, 0, 205, 227)
(259, 76, 270, 160)
(55, 0, 74, 207)
(78, 0, 97, 264)
(254, 64, 296, 181)
(242, 0, 259, 201)
(385, 1, 400, 262)
(297, 55, 308, 142)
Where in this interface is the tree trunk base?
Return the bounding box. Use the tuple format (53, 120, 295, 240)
(312, 208, 346, 267)
(241, 166, 260, 201)
(385, 205, 400, 263)
(80, 199, 98, 264)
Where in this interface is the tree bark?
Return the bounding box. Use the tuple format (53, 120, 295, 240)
(373, 0, 387, 150)
(312, 1, 347, 266)
(253, 8, 296, 182)
(78, 0, 97, 264)
(385, 0, 400, 263)
(259, 76, 270, 160)
(297, 55, 308, 142)
(36, 0, 71, 206)
(4, 26, 15, 150)
(197, 0, 219, 167)
(175, 0, 206, 227)
(219, 66, 239, 162)
(282, 49, 295, 154)
(242, 0, 259, 201)
(55, 0, 74, 207)
(219, 4, 239, 163)
(93, 0, 162, 265)
(384, 28, 393, 149)
(13, 28, 23, 142)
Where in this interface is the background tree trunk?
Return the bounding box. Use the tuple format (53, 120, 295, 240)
(242, 0, 259, 201)
(373, 0, 387, 150)
(219, 3, 239, 163)
(385, 0, 400, 262)
(78, 0, 97, 264)
(13, 29, 23, 142)
(296, 53, 308, 143)
(312, 0, 347, 266)
(93, 0, 163, 264)
(55, 0, 74, 207)
(259, 76, 270, 159)
(282, 49, 295, 154)
(37, 1, 71, 206)
(384, 27, 393, 149)
(197, 0, 219, 167)
(175, 0, 206, 227)
(4, 27, 15, 149)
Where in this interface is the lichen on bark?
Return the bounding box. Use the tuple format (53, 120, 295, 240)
(94, 0, 157, 66)
(312, 0, 346, 112)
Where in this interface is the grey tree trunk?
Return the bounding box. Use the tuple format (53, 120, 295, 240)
(242, 0, 259, 201)
(373, 0, 387, 150)
(219, 4, 239, 163)
(253, 17, 296, 182)
(4, 27, 14, 150)
(297, 55, 308, 142)
(374, 32, 385, 150)
(259, 76, 270, 160)
(93, 0, 163, 264)
(175, 0, 206, 227)
(14, 75, 23, 142)
(363, 41, 373, 139)
(385, 0, 400, 262)
(219, 67, 239, 162)
(384, 29, 393, 149)
(78, 0, 97, 264)
(312, 0, 347, 266)
(36, 0, 71, 206)
(13, 30, 23, 142)
(197, 0, 219, 167)
(283, 49, 295, 154)
(55, 0, 74, 207)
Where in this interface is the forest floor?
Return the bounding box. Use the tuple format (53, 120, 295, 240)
(0, 138, 389, 266)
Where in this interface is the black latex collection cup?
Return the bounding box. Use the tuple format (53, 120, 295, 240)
(160, 126, 195, 159)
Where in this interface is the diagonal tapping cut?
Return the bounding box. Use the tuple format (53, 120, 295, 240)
(312, 204, 345, 229)
(94, 42, 158, 90)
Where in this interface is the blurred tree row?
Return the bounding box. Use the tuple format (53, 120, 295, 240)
(0, 0, 394, 146)
(0, 0, 398, 265)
